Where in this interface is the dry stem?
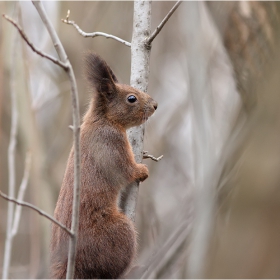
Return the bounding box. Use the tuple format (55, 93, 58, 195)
(62, 11, 131, 47)
(0, 191, 73, 237)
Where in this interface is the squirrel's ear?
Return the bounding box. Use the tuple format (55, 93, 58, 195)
(85, 53, 118, 98)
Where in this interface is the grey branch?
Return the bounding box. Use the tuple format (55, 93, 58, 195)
(31, 1, 81, 279)
(146, 1, 182, 47)
(2, 14, 68, 70)
(0, 191, 73, 237)
(143, 151, 163, 162)
(62, 11, 131, 47)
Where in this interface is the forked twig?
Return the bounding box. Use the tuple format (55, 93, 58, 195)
(146, 1, 182, 48)
(62, 10, 131, 47)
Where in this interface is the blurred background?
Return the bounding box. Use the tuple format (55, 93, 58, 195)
(1, 1, 280, 278)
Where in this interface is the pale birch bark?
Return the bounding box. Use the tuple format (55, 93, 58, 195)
(120, 1, 152, 222)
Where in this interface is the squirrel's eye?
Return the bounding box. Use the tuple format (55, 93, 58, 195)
(127, 95, 137, 103)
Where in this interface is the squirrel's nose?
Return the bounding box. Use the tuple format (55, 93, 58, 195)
(153, 101, 158, 111)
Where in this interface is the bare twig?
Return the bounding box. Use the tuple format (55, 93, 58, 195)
(2, 14, 68, 70)
(0, 191, 73, 237)
(146, 1, 182, 47)
(11, 152, 32, 237)
(32, 1, 81, 278)
(62, 11, 131, 47)
(143, 151, 163, 162)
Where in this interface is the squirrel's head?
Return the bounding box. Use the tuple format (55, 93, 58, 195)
(85, 53, 157, 129)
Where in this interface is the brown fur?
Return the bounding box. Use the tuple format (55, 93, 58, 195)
(50, 53, 157, 279)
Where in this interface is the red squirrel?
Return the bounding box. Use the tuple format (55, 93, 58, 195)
(50, 53, 157, 279)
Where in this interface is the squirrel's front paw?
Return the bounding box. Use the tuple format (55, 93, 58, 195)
(137, 164, 149, 182)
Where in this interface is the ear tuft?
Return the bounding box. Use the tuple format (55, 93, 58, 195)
(85, 53, 118, 96)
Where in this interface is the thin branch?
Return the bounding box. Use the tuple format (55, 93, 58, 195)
(2, 5, 19, 277)
(143, 151, 163, 162)
(146, 1, 182, 47)
(61, 11, 131, 47)
(2, 14, 68, 70)
(0, 191, 73, 237)
(11, 152, 32, 237)
(31, 2, 81, 279)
